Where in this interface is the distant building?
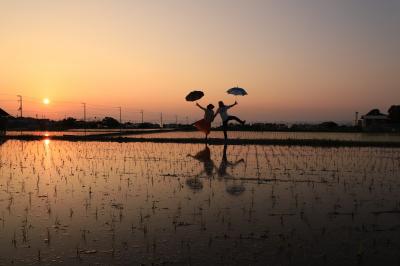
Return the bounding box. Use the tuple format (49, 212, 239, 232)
(361, 109, 389, 130)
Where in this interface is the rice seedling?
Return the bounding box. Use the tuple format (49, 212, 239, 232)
(0, 137, 399, 265)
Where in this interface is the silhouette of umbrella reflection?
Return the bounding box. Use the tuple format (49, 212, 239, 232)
(185, 178, 204, 191)
(226, 184, 245, 196)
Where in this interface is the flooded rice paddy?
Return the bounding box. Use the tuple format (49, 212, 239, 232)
(123, 131, 400, 143)
(7, 130, 400, 143)
(0, 139, 400, 265)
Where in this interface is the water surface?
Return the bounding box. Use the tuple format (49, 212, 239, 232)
(124, 131, 400, 142)
(0, 140, 399, 265)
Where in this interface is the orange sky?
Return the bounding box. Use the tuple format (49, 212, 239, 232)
(1, 0, 399, 123)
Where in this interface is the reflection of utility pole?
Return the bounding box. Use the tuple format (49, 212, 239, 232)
(82, 103, 86, 135)
(140, 110, 144, 124)
(17, 95, 22, 118)
(160, 112, 163, 128)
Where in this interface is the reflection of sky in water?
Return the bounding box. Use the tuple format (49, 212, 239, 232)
(123, 131, 400, 142)
(5, 130, 400, 143)
(0, 140, 400, 265)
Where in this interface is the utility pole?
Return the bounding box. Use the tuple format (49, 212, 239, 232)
(175, 115, 178, 125)
(82, 103, 86, 135)
(186, 116, 189, 125)
(160, 112, 163, 128)
(354, 111, 359, 126)
(17, 95, 22, 118)
(140, 110, 144, 124)
(118, 107, 122, 135)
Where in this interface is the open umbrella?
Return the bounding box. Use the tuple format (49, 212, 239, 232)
(185, 90, 204, 102)
(227, 87, 247, 96)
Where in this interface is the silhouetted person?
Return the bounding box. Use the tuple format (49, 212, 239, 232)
(215, 101, 245, 141)
(217, 144, 244, 177)
(193, 103, 215, 141)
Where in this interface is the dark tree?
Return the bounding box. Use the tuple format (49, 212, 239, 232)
(388, 105, 400, 123)
(102, 117, 120, 128)
(318, 121, 339, 129)
(61, 117, 78, 128)
(0, 117, 6, 135)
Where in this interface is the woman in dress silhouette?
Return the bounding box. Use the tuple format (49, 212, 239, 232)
(193, 103, 215, 141)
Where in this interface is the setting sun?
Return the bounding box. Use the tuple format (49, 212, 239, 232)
(43, 98, 50, 105)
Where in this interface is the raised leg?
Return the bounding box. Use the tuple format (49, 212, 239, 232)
(226, 116, 245, 124)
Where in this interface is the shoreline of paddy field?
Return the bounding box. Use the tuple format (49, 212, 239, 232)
(2, 134, 400, 148)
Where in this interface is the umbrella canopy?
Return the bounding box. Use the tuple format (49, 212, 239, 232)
(185, 90, 204, 102)
(227, 87, 247, 96)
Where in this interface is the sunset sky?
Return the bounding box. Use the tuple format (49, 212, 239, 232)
(1, 0, 399, 123)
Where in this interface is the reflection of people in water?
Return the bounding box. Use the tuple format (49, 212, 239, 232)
(187, 144, 215, 177)
(217, 144, 245, 177)
(219, 144, 246, 196)
(186, 144, 215, 191)
(187, 144, 246, 195)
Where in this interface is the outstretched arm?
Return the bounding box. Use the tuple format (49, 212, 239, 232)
(227, 101, 238, 108)
(196, 103, 206, 111)
(213, 108, 220, 120)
